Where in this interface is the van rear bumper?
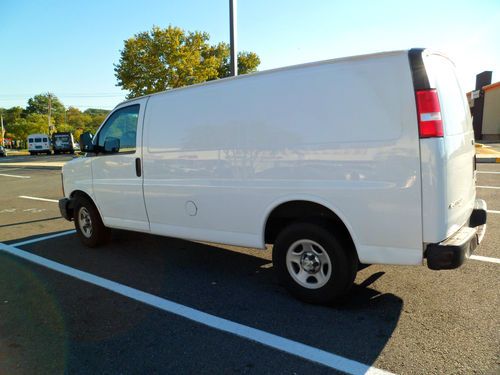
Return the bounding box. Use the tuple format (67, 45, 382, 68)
(426, 199, 487, 270)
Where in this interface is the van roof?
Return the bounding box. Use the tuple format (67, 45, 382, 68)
(115, 49, 414, 108)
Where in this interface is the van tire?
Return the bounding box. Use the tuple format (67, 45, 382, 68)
(74, 196, 110, 247)
(272, 222, 357, 304)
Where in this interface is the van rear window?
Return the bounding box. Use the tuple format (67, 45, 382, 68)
(29, 138, 33, 143)
(43, 138, 48, 142)
(35, 138, 42, 142)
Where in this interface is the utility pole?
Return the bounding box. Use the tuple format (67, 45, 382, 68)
(47, 93, 52, 136)
(229, 0, 237, 76)
(1, 115, 4, 147)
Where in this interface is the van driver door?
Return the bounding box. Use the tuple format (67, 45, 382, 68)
(91, 98, 150, 231)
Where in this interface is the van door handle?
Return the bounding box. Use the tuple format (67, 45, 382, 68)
(135, 158, 141, 177)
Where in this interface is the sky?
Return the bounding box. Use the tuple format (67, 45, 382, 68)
(1, 0, 499, 111)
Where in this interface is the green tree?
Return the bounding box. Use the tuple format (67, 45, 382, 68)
(86, 114, 107, 132)
(215, 49, 261, 78)
(55, 123, 74, 133)
(1, 106, 24, 126)
(66, 107, 92, 129)
(8, 114, 49, 142)
(74, 127, 84, 142)
(84, 108, 109, 132)
(1, 107, 25, 146)
(24, 93, 66, 125)
(115, 26, 260, 98)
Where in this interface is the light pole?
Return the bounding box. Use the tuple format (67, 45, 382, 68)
(229, 0, 237, 76)
(47, 93, 52, 136)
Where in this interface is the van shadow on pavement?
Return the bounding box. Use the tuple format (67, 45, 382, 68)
(4, 229, 403, 373)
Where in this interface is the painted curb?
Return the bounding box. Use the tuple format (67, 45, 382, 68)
(476, 156, 500, 163)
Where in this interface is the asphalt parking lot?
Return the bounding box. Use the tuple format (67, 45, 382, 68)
(0, 156, 498, 374)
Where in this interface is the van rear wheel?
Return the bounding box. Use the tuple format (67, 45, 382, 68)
(272, 222, 357, 304)
(74, 196, 110, 247)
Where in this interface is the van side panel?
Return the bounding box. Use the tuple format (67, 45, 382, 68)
(142, 51, 424, 265)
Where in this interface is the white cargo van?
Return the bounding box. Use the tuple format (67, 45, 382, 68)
(59, 49, 487, 304)
(28, 133, 52, 155)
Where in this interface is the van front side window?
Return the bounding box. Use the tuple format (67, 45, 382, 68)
(97, 104, 140, 153)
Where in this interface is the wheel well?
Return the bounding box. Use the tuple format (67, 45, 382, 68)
(264, 200, 357, 259)
(69, 190, 98, 217)
(70, 190, 93, 202)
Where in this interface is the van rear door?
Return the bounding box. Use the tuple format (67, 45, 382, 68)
(412, 49, 476, 244)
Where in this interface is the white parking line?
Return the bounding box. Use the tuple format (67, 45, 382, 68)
(477, 186, 500, 189)
(0, 173, 31, 179)
(18, 195, 58, 203)
(11, 230, 76, 247)
(476, 171, 500, 175)
(488, 210, 500, 214)
(0, 167, 21, 172)
(0, 240, 391, 375)
(470, 255, 500, 264)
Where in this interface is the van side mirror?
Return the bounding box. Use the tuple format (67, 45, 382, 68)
(79, 132, 94, 152)
(104, 137, 120, 153)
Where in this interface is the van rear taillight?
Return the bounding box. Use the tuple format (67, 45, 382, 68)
(416, 89, 443, 138)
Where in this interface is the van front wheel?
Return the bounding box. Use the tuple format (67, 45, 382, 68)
(272, 222, 357, 304)
(74, 196, 110, 247)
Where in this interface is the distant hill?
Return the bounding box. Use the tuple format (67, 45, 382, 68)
(84, 108, 110, 116)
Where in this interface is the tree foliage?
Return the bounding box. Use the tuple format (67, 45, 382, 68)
(114, 26, 261, 98)
(24, 93, 66, 125)
(2, 106, 24, 124)
(8, 114, 50, 142)
(1, 95, 110, 147)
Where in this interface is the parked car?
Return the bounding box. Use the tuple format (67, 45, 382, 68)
(28, 134, 51, 155)
(59, 48, 487, 304)
(52, 132, 76, 154)
(0, 146, 7, 157)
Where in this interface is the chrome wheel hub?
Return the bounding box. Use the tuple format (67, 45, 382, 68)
(78, 207, 93, 238)
(300, 252, 321, 273)
(286, 239, 332, 289)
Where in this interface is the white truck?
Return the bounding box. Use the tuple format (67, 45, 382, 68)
(28, 133, 52, 155)
(59, 48, 487, 304)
